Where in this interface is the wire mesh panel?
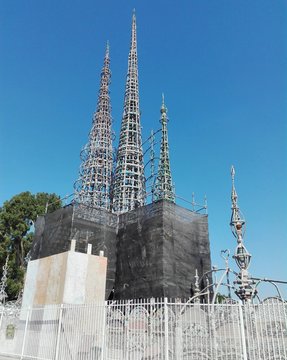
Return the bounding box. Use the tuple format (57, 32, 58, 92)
(177, 303, 210, 360)
(22, 306, 59, 359)
(244, 298, 287, 360)
(0, 304, 24, 356)
(105, 299, 246, 360)
(212, 304, 244, 360)
(105, 298, 168, 359)
(57, 303, 105, 360)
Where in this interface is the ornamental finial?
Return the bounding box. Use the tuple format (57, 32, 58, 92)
(230, 165, 244, 241)
(231, 165, 238, 209)
(230, 166, 254, 302)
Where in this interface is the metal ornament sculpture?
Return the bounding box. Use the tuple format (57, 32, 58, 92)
(230, 166, 254, 302)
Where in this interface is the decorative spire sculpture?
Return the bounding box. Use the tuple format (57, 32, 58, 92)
(193, 269, 201, 304)
(154, 95, 175, 203)
(74, 43, 114, 210)
(230, 166, 254, 302)
(112, 11, 145, 213)
(0, 256, 9, 305)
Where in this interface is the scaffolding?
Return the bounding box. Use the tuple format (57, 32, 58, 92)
(74, 43, 114, 210)
(112, 11, 145, 213)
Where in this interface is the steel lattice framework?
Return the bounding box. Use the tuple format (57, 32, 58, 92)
(112, 12, 145, 213)
(154, 95, 175, 203)
(74, 44, 113, 210)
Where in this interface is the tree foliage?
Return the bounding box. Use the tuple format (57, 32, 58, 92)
(0, 192, 62, 300)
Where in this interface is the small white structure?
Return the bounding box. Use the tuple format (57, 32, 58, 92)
(22, 245, 107, 307)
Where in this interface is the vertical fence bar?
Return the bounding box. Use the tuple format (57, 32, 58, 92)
(20, 307, 30, 360)
(101, 301, 107, 360)
(175, 320, 182, 359)
(55, 303, 64, 360)
(164, 298, 169, 360)
(0, 306, 4, 331)
(238, 303, 248, 360)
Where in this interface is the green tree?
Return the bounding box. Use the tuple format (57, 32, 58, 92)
(0, 191, 62, 300)
(215, 293, 228, 304)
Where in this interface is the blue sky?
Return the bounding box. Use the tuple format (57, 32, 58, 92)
(1, 1, 286, 297)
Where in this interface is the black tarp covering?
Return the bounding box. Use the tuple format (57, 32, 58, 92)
(31, 201, 212, 300)
(115, 200, 212, 299)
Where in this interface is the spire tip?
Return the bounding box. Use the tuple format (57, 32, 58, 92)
(160, 93, 167, 114)
(231, 165, 235, 180)
(105, 40, 110, 57)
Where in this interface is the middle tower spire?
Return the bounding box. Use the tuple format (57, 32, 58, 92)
(112, 12, 145, 213)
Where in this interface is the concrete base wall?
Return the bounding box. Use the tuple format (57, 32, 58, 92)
(22, 250, 107, 307)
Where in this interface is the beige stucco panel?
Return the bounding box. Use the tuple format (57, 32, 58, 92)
(22, 259, 39, 308)
(34, 252, 67, 305)
(63, 252, 88, 304)
(86, 255, 107, 303)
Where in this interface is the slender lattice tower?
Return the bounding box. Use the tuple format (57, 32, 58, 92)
(112, 11, 145, 213)
(154, 95, 175, 203)
(74, 43, 113, 210)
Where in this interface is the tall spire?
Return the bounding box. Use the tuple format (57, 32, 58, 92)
(112, 11, 145, 213)
(230, 166, 254, 302)
(154, 95, 175, 203)
(74, 42, 113, 210)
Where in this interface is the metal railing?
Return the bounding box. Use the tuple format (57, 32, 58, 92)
(0, 297, 286, 360)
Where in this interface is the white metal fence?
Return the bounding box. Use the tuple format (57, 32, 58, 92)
(0, 298, 286, 360)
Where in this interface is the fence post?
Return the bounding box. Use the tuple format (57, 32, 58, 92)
(164, 298, 169, 360)
(100, 301, 107, 360)
(20, 307, 30, 360)
(238, 304, 248, 360)
(55, 304, 64, 360)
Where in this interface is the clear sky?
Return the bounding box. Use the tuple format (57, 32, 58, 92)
(0, 0, 286, 298)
